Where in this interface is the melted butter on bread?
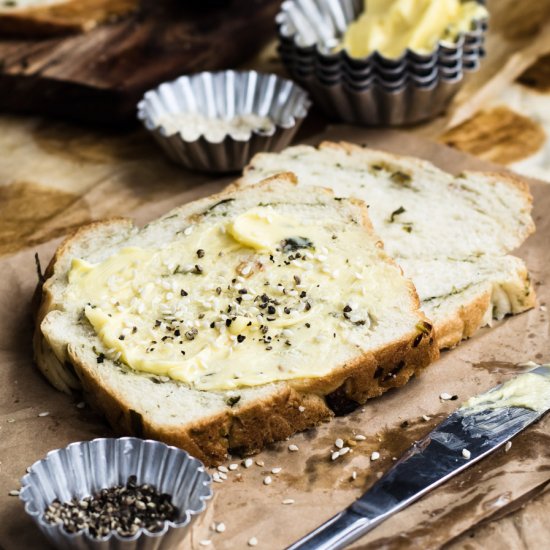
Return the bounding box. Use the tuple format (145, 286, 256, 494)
(67, 206, 409, 391)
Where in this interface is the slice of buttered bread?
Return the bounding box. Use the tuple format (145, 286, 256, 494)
(0, 0, 138, 37)
(236, 142, 536, 349)
(34, 174, 438, 465)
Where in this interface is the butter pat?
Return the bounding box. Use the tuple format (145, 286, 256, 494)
(462, 368, 550, 413)
(342, 0, 488, 59)
(228, 208, 310, 252)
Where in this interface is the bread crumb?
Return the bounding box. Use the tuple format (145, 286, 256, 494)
(422, 415, 431, 421)
(462, 448, 471, 459)
(370, 451, 380, 461)
(248, 537, 258, 547)
(351, 471, 357, 481)
(215, 522, 226, 533)
(256, 460, 265, 467)
(505, 441, 512, 452)
(263, 476, 272, 485)
(298, 406, 305, 412)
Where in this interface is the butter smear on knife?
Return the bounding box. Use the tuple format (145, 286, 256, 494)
(462, 367, 550, 413)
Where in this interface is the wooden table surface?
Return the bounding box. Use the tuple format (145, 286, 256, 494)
(1, 1, 550, 548)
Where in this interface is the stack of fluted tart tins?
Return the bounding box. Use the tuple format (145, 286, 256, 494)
(276, 0, 488, 125)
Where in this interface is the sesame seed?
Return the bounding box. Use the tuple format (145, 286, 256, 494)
(370, 451, 380, 461)
(76, 402, 86, 409)
(212, 473, 223, 483)
(271, 467, 282, 474)
(215, 522, 226, 533)
(288, 444, 299, 452)
(184, 226, 194, 236)
(217, 466, 228, 473)
(298, 406, 305, 412)
(248, 537, 258, 547)
(354, 434, 366, 441)
(199, 540, 212, 546)
(229, 463, 239, 471)
(256, 460, 265, 467)
(462, 448, 471, 460)
(505, 441, 512, 452)
(282, 499, 295, 505)
(263, 476, 272, 485)
(351, 471, 357, 481)
(8, 490, 19, 496)
(439, 392, 453, 401)
(243, 458, 253, 468)
(218, 472, 227, 480)
(422, 415, 431, 421)
(38, 412, 50, 417)
(335, 438, 344, 449)
(339, 447, 350, 456)
(541, 305, 547, 312)
(331, 451, 340, 461)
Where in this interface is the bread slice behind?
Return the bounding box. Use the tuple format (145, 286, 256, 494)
(236, 142, 536, 348)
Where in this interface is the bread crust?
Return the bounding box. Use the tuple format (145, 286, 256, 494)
(0, 0, 138, 37)
(33, 175, 438, 465)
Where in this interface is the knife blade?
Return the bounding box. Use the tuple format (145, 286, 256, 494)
(287, 365, 550, 550)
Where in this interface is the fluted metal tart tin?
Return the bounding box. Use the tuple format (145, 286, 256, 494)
(19, 438, 212, 550)
(138, 70, 310, 173)
(276, 0, 488, 125)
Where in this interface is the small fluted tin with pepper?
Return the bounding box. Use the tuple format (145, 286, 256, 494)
(19, 437, 212, 549)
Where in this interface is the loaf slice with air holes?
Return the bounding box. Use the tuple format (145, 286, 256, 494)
(33, 173, 438, 465)
(235, 142, 536, 349)
(0, 0, 138, 37)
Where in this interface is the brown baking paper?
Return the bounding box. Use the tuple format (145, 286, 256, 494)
(1, 127, 549, 550)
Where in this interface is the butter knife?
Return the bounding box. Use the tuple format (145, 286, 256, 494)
(287, 365, 550, 550)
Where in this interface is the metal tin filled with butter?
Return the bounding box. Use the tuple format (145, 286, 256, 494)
(276, 0, 488, 125)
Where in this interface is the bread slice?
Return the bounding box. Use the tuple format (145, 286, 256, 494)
(236, 142, 536, 349)
(34, 174, 438, 465)
(0, 0, 138, 37)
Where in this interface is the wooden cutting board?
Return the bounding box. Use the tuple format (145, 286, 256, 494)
(0, 0, 281, 125)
